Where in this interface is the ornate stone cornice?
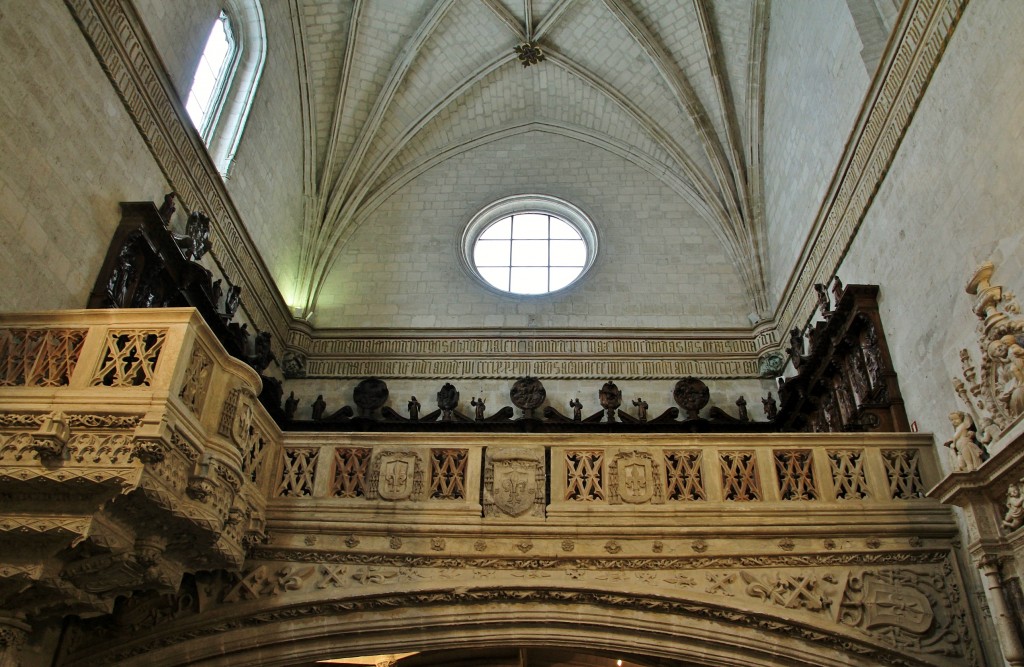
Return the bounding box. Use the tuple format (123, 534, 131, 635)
(63, 0, 290, 346)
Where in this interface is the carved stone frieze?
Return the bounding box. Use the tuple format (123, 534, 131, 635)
(299, 335, 761, 381)
(61, 554, 978, 667)
(483, 448, 545, 518)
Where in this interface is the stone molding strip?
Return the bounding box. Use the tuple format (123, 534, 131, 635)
(769, 0, 968, 351)
(64, 0, 290, 346)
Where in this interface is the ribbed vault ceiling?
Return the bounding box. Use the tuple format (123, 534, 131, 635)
(294, 0, 770, 319)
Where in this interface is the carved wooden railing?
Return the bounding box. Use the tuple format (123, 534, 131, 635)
(777, 283, 910, 433)
(0, 308, 280, 620)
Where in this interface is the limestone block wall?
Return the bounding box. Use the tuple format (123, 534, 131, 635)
(316, 131, 754, 329)
(0, 2, 168, 312)
(762, 0, 870, 305)
(837, 0, 1024, 458)
(131, 0, 222, 98)
(133, 0, 305, 298)
(224, 0, 304, 298)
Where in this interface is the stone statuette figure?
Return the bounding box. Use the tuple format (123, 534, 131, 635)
(284, 392, 299, 420)
(249, 331, 275, 373)
(632, 397, 648, 422)
(786, 328, 804, 361)
(158, 192, 176, 222)
(736, 396, 748, 422)
(408, 396, 420, 421)
(944, 411, 986, 472)
(762, 392, 778, 421)
(224, 284, 242, 321)
(815, 282, 831, 318)
(312, 394, 326, 421)
(1003, 483, 1024, 532)
(471, 396, 486, 421)
(569, 398, 583, 421)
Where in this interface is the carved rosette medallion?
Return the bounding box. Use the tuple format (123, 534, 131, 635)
(436, 383, 460, 421)
(509, 377, 546, 418)
(367, 451, 423, 501)
(484, 448, 545, 518)
(608, 450, 663, 505)
(353, 378, 389, 417)
(674, 377, 710, 419)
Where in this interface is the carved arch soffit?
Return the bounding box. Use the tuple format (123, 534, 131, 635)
(58, 565, 978, 667)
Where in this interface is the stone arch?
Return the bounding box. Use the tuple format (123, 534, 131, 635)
(58, 582, 952, 667)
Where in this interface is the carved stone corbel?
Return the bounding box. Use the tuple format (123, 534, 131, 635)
(30, 411, 70, 461)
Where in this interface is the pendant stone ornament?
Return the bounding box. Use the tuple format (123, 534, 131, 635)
(674, 377, 710, 420)
(484, 448, 546, 518)
(514, 42, 545, 67)
(599, 381, 622, 422)
(509, 377, 546, 419)
(353, 378, 389, 418)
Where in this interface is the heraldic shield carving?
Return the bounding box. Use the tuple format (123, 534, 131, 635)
(608, 450, 663, 505)
(367, 451, 423, 501)
(484, 448, 546, 518)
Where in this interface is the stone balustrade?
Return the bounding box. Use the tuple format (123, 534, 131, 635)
(269, 432, 940, 517)
(0, 308, 279, 619)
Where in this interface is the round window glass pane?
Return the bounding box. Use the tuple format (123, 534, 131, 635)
(462, 195, 598, 296)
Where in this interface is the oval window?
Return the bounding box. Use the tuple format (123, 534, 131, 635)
(462, 195, 598, 296)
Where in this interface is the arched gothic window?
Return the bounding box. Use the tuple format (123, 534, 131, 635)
(185, 1, 266, 174)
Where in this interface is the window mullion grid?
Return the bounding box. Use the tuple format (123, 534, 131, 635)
(508, 215, 514, 291)
(546, 214, 552, 293)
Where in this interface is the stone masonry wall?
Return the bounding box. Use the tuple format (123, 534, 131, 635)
(315, 130, 754, 330)
(838, 0, 1024, 462)
(134, 0, 305, 298)
(0, 1, 169, 312)
(132, 0, 222, 98)
(224, 0, 304, 299)
(762, 0, 870, 307)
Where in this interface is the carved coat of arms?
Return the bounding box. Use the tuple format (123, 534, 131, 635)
(493, 461, 535, 516)
(608, 450, 663, 505)
(862, 578, 933, 633)
(368, 451, 423, 501)
(484, 448, 545, 518)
